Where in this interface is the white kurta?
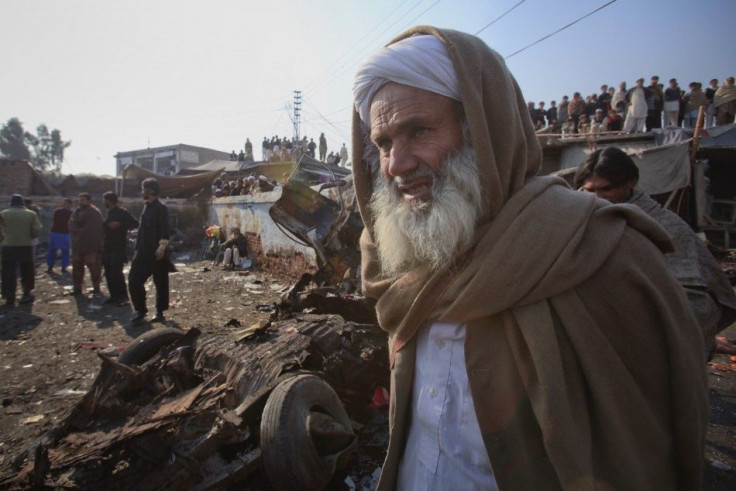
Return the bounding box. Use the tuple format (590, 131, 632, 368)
(629, 87, 648, 118)
(397, 322, 498, 490)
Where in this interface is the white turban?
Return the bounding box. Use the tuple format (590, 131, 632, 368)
(353, 34, 461, 125)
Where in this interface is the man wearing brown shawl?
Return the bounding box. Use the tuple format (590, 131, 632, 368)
(352, 27, 707, 490)
(714, 76, 736, 126)
(69, 192, 104, 295)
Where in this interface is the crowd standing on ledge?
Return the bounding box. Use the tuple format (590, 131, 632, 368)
(228, 134, 350, 168)
(528, 75, 736, 136)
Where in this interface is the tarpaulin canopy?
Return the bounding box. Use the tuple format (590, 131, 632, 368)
(699, 122, 736, 148)
(556, 139, 692, 195)
(120, 164, 224, 198)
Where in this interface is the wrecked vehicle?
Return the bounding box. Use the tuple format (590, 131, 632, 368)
(269, 155, 363, 288)
(2, 157, 387, 490)
(4, 305, 388, 490)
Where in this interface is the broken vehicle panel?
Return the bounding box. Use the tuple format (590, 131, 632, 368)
(269, 155, 363, 287)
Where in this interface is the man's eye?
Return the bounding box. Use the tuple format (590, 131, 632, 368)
(376, 139, 391, 152)
(412, 127, 428, 138)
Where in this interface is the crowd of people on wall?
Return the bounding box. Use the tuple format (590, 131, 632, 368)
(228, 134, 350, 167)
(1, 180, 174, 327)
(210, 174, 278, 198)
(527, 75, 736, 136)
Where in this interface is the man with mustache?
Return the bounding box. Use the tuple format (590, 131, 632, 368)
(352, 28, 707, 490)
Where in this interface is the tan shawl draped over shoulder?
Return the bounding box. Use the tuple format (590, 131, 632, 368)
(351, 26, 708, 490)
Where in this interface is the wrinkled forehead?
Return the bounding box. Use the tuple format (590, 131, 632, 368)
(368, 83, 461, 140)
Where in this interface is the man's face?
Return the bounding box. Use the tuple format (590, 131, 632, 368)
(710, 80, 718, 88)
(104, 199, 113, 210)
(369, 83, 463, 203)
(63, 200, 72, 210)
(78, 196, 90, 208)
(581, 175, 634, 204)
(142, 188, 154, 203)
(636, 79, 644, 88)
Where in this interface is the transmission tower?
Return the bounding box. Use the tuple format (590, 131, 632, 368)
(293, 90, 302, 141)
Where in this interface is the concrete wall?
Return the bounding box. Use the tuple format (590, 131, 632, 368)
(209, 191, 318, 279)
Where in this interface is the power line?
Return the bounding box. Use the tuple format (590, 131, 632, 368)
(506, 0, 617, 58)
(302, 0, 427, 95)
(474, 0, 526, 35)
(303, 0, 442, 97)
(319, 1, 408, 74)
(398, 0, 443, 33)
(302, 97, 350, 142)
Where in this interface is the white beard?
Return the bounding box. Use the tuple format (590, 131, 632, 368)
(369, 142, 482, 278)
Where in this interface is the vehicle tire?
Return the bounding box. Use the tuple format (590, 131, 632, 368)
(260, 374, 356, 491)
(118, 327, 184, 366)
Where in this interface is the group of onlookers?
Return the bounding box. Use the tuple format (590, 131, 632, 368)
(528, 75, 736, 136)
(212, 174, 276, 197)
(1, 179, 174, 326)
(258, 133, 349, 166)
(229, 138, 255, 163)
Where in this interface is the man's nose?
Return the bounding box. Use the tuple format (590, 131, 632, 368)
(386, 142, 417, 178)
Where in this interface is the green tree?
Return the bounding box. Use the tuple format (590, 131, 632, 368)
(49, 128, 71, 171)
(0, 118, 71, 171)
(0, 117, 31, 160)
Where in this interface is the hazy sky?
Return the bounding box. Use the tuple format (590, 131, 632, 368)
(3, 0, 734, 176)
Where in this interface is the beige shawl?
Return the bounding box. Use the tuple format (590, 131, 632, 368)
(714, 83, 736, 108)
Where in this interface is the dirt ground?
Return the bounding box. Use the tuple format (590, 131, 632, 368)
(0, 252, 735, 489)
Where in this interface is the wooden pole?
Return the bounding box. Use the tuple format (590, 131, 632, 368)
(690, 105, 706, 162)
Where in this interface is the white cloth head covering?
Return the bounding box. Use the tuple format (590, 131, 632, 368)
(353, 34, 461, 125)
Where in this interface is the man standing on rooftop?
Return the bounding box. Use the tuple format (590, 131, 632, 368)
(352, 26, 706, 490)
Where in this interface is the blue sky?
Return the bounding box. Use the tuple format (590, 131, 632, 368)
(2, 0, 734, 176)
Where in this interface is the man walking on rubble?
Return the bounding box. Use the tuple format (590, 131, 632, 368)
(69, 192, 104, 296)
(1, 194, 42, 306)
(128, 178, 174, 325)
(352, 27, 707, 489)
(102, 192, 139, 305)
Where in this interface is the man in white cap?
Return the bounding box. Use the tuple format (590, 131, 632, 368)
(352, 27, 707, 489)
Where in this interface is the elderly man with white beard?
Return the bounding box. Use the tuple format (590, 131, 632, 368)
(352, 27, 707, 490)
